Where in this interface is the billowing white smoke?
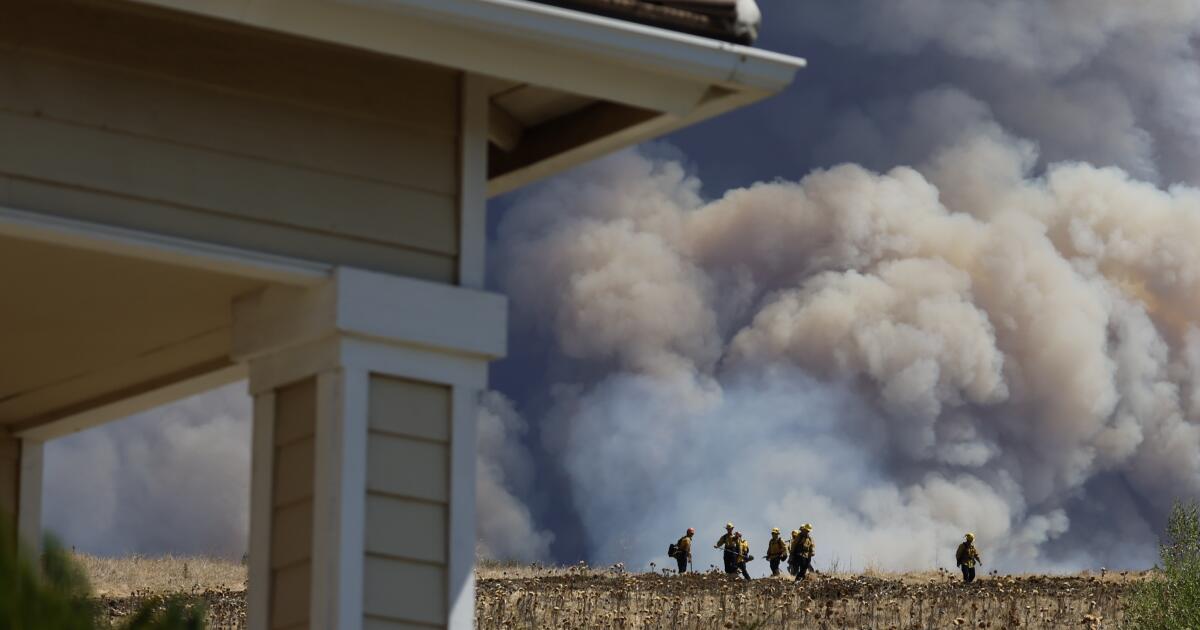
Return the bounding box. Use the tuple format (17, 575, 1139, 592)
(477, 392, 554, 561)
(789, 0, 1200, 185)
(44, 385, 553, 562)
(44, 383, 252, 558)
(494, 127, 1200, 572)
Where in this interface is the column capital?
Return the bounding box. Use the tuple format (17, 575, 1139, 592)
(231, 267, 507, 394)
(232, 266, 507, 364)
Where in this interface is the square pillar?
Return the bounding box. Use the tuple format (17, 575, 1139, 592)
(0, 435, 43, 551)
(233, 267, 505, 630)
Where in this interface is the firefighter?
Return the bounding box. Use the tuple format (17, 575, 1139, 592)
(766, 528, 788, 576)
(714, 523, 738, 575)
(791, 523, 815, 581)
(956, 533, 982, 583)
(673, 528, 694, 574)
(787, 529, 801, 576)
(735, 532, 752, 580)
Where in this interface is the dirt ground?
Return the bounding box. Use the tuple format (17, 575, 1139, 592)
(82, 556, 1144, 629)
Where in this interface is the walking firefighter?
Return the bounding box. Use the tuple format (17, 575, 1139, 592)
(715, 522, 739, 575)
(766, 528, 788, 576)
(790, 523, 815, 581)
(668, 527, 695, 574)
(735, 532, 752, 580)
(787, 529, 801, 576)
(956, 532, 983, 584)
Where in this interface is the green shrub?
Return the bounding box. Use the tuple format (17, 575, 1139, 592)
(0, 524, 206, 630)
(1128, 501, 1200, 629)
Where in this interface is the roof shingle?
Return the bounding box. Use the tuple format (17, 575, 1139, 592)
(532, 0, 759, 44)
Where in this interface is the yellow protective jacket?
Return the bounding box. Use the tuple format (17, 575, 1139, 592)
(766, 535, 788, 559)
(738, 539, 751, 563)
(789, 533, 814, 559)
(956, 542, 981, 568)
(676, 535, 692, 559)
(716, 533, 738, 551)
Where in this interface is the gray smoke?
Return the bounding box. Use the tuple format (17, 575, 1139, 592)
(784, 0, 1200, 185)
(477, 391, 555, 561)
(493, 126, 1200, 570)
(44, 385, 552, 562)
(44, 383, 251, 558)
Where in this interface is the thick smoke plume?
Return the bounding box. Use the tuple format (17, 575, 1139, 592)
(781, 0, 1200, 186)
(44, 385, 549, 561)
(477, 392, 555, 561)
(45, 383, 251, 558)
(494, 129, 1200, 571)
(473, 0, 1200, 571)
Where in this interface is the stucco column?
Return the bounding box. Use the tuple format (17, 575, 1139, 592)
(0, 435, 43, 552)
(232, 267, 505, 630)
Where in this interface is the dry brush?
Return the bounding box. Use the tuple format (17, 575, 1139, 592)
(475, 566, 1137, 630)
(81, 556, 1142, 629)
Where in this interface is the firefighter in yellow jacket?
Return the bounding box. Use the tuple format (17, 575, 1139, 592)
(765, 528, 788, 576)
(790, 523, 815, 581)
(714, 523, 739, 575)
(787, 529, 801, 576)
(672, 528, 694, 574)
(735, 532, 752, 580)
(956, 533, 982, 583)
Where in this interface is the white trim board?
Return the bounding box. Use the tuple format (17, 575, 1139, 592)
(17, 439, 43, 551)
(458, 74, 489, 289)
(0, 206, 331, 287)
(446, 385, 479, 630)
(246, 391, 276, 630)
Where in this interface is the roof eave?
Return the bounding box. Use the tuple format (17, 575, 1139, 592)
(117, 0, 804, 194)
(120, 0, 804, 113)
(346, 0, 806, 93)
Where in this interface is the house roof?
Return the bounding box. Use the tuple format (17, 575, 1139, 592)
(115, 0, 802, 194)
(530, 0, 757, 44)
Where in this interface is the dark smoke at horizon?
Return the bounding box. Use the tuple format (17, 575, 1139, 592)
(43, 0, 1200, 572)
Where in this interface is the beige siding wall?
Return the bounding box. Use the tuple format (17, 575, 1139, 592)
(0, 1, 460, 283)
(364, 376, 451, 628)
(257, 376, 455, 628)
(271, 379, 317, 630)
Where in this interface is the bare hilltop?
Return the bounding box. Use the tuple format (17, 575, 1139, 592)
(81, 555, 1142, 629)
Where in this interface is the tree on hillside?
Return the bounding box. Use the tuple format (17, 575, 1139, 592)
(1128, 501, 1200, 629)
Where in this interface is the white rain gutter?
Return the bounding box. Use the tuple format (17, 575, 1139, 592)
(343, 0, 806, 93)
(120, 0, 804, 114)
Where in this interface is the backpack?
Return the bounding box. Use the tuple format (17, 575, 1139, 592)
(667, 543, 679, 558)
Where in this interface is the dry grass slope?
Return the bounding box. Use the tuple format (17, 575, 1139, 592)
(76, 554, 246, 596)
(80, 556, 1144, 629)
(475, 565, 1142, 630)
(77, 554, 247, 630)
